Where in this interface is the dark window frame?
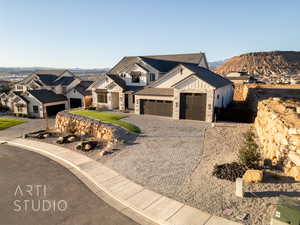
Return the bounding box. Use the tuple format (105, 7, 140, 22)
(33, 105, 39, 113)
(97, 92, 108, 103)
(149, 73, 155, 81)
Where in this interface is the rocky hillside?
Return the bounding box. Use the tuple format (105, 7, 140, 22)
(214, 51, 300, 76)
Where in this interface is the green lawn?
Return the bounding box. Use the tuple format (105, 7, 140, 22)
(0, 118, 26, 131)
(70, 110, 141, 133)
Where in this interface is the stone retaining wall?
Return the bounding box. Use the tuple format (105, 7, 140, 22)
(254, 98, 300, 180)
(55, 111, 125, 143)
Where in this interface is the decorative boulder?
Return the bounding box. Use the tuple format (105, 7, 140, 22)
(242, 170, 263, 183)
(67, 136, 76, 142)
(84, 144, 92, 151)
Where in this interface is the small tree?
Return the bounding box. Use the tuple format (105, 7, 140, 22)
(238, 129, 261, 169)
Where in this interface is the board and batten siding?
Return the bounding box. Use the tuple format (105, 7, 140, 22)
(214, 84, 233, 108)
(173, 75, 215, 122)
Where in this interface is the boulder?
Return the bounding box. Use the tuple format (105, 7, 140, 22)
(242, 170, 263, 183)
(67, 136, 76, 142)
(287, 166, 300, 181)
(84, 144, 92, 151)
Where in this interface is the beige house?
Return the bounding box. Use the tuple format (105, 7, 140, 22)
(1, 70, 93, 118)
(91, 52, 233, 122)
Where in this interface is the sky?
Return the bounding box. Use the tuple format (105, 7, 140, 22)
(0, 0, 300, 68)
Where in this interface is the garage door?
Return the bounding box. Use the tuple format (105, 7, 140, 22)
(140, 99, 173, 117)
(70, 98, 82, 108)
(46, 104, 65, 117)
(180, 93, 206, 121)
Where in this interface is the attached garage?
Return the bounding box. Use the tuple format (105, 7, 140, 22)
(180, 93, 206, 121)
(140, 99, 173, 117)
(46, 103, 66, 117)
(70, 98, 82, 108)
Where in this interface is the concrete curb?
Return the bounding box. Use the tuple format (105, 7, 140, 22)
(2, 138, 243, 225)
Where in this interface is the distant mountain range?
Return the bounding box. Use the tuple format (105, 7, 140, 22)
(208, 60, 226, 70)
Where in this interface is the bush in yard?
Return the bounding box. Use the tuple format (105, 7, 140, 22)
(238, 129, 261, 169)
(212, 162, 247, 181)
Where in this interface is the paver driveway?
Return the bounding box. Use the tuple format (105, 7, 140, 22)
(104, 114, 209, 198)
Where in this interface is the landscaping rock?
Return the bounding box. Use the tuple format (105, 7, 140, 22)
(242, 170, 263, 183)
(84, 144, 92, 151)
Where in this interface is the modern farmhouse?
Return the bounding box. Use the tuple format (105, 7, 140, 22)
(91, 53, 233, 122)
(0, 70, 93, 118)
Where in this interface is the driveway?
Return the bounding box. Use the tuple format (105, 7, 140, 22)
(0, 116, 54, 139)
(0, 145, 138, 225)
(104, 114, 209, 198)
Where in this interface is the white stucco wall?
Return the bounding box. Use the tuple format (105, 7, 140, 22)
(214, 84, 233, 108)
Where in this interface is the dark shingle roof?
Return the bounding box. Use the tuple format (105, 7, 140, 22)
(74, 81, 93, 96)
(110, 53, 206, 74)
(13, 91, 29, 103)
(124, 86, 144, 93)
(28, 89, 67, 104)
(135, 88, 174, 96)
(180, 63, 232, 88)
(36, 74, 58, 86)
(106, 74, 127, 89)
(52, 76, 75, 86)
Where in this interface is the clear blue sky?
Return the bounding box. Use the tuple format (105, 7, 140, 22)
(1, 0, 299, 68)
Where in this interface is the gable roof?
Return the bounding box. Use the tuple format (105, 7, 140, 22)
(36, 74, 58, 86)
(73, 81, 93, 96)
(110, 53, 206, 74)
(106, 74, 127, 89)
(52, 76, 75, 86)
(179, 63, 232, 88)
(13, 91, 29, 103)
(28, 90, 67, 104)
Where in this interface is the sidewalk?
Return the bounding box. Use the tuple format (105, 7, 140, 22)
(0, 138, 243, 225)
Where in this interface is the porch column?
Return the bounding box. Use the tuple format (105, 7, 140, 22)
(119, 92, 125, 111)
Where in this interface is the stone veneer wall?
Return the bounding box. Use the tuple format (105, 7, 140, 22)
(254, 98, 300, 180)
(55, 111, 120, 142)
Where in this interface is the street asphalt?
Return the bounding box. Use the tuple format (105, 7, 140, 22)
(0, 144, 139, 225)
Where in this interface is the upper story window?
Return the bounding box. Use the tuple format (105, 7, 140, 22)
(149, 73, 155, 82)
(130, 71, 141, 83)
(16, 85, 23, 90)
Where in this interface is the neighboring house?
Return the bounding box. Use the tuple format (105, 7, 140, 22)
(0, 70, 93, 118)
(91, 52, 233, 122)
(66, 81, 94, 108)
(225, 72, 256, 84)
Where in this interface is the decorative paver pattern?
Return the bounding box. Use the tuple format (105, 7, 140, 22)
(104, 114, 209, 198)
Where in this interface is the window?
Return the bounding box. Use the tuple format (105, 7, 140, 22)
(16, 85, 23, 90)
(97, 92, 107, 103)
(17, 106, 23, 112)
(132, 95, 135, 104)
(33, 105, 39, 113)
(130, 71, 141, 83)
(149, 73, 155, 81)
(132, 76, 140, 83)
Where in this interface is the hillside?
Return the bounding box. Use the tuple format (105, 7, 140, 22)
(214, 51, 300, 77)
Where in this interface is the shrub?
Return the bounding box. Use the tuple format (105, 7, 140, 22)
(238, 129, 261, 169)
(212, 162, 246, 181)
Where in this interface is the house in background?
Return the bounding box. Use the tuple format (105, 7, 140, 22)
(91, 52, 233, 122)
(0, 70, 93, 118)
(225, 72, 256, 84)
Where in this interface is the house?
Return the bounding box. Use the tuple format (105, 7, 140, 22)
(0, 70, 93, 118)
(91, 52, 233, 122)
(225, 72, 256, 84)
(66, 80, 94, 108)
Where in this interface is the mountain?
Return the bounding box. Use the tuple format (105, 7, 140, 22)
(213, 51, 300, 76)
(208, 60, 225, 70)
